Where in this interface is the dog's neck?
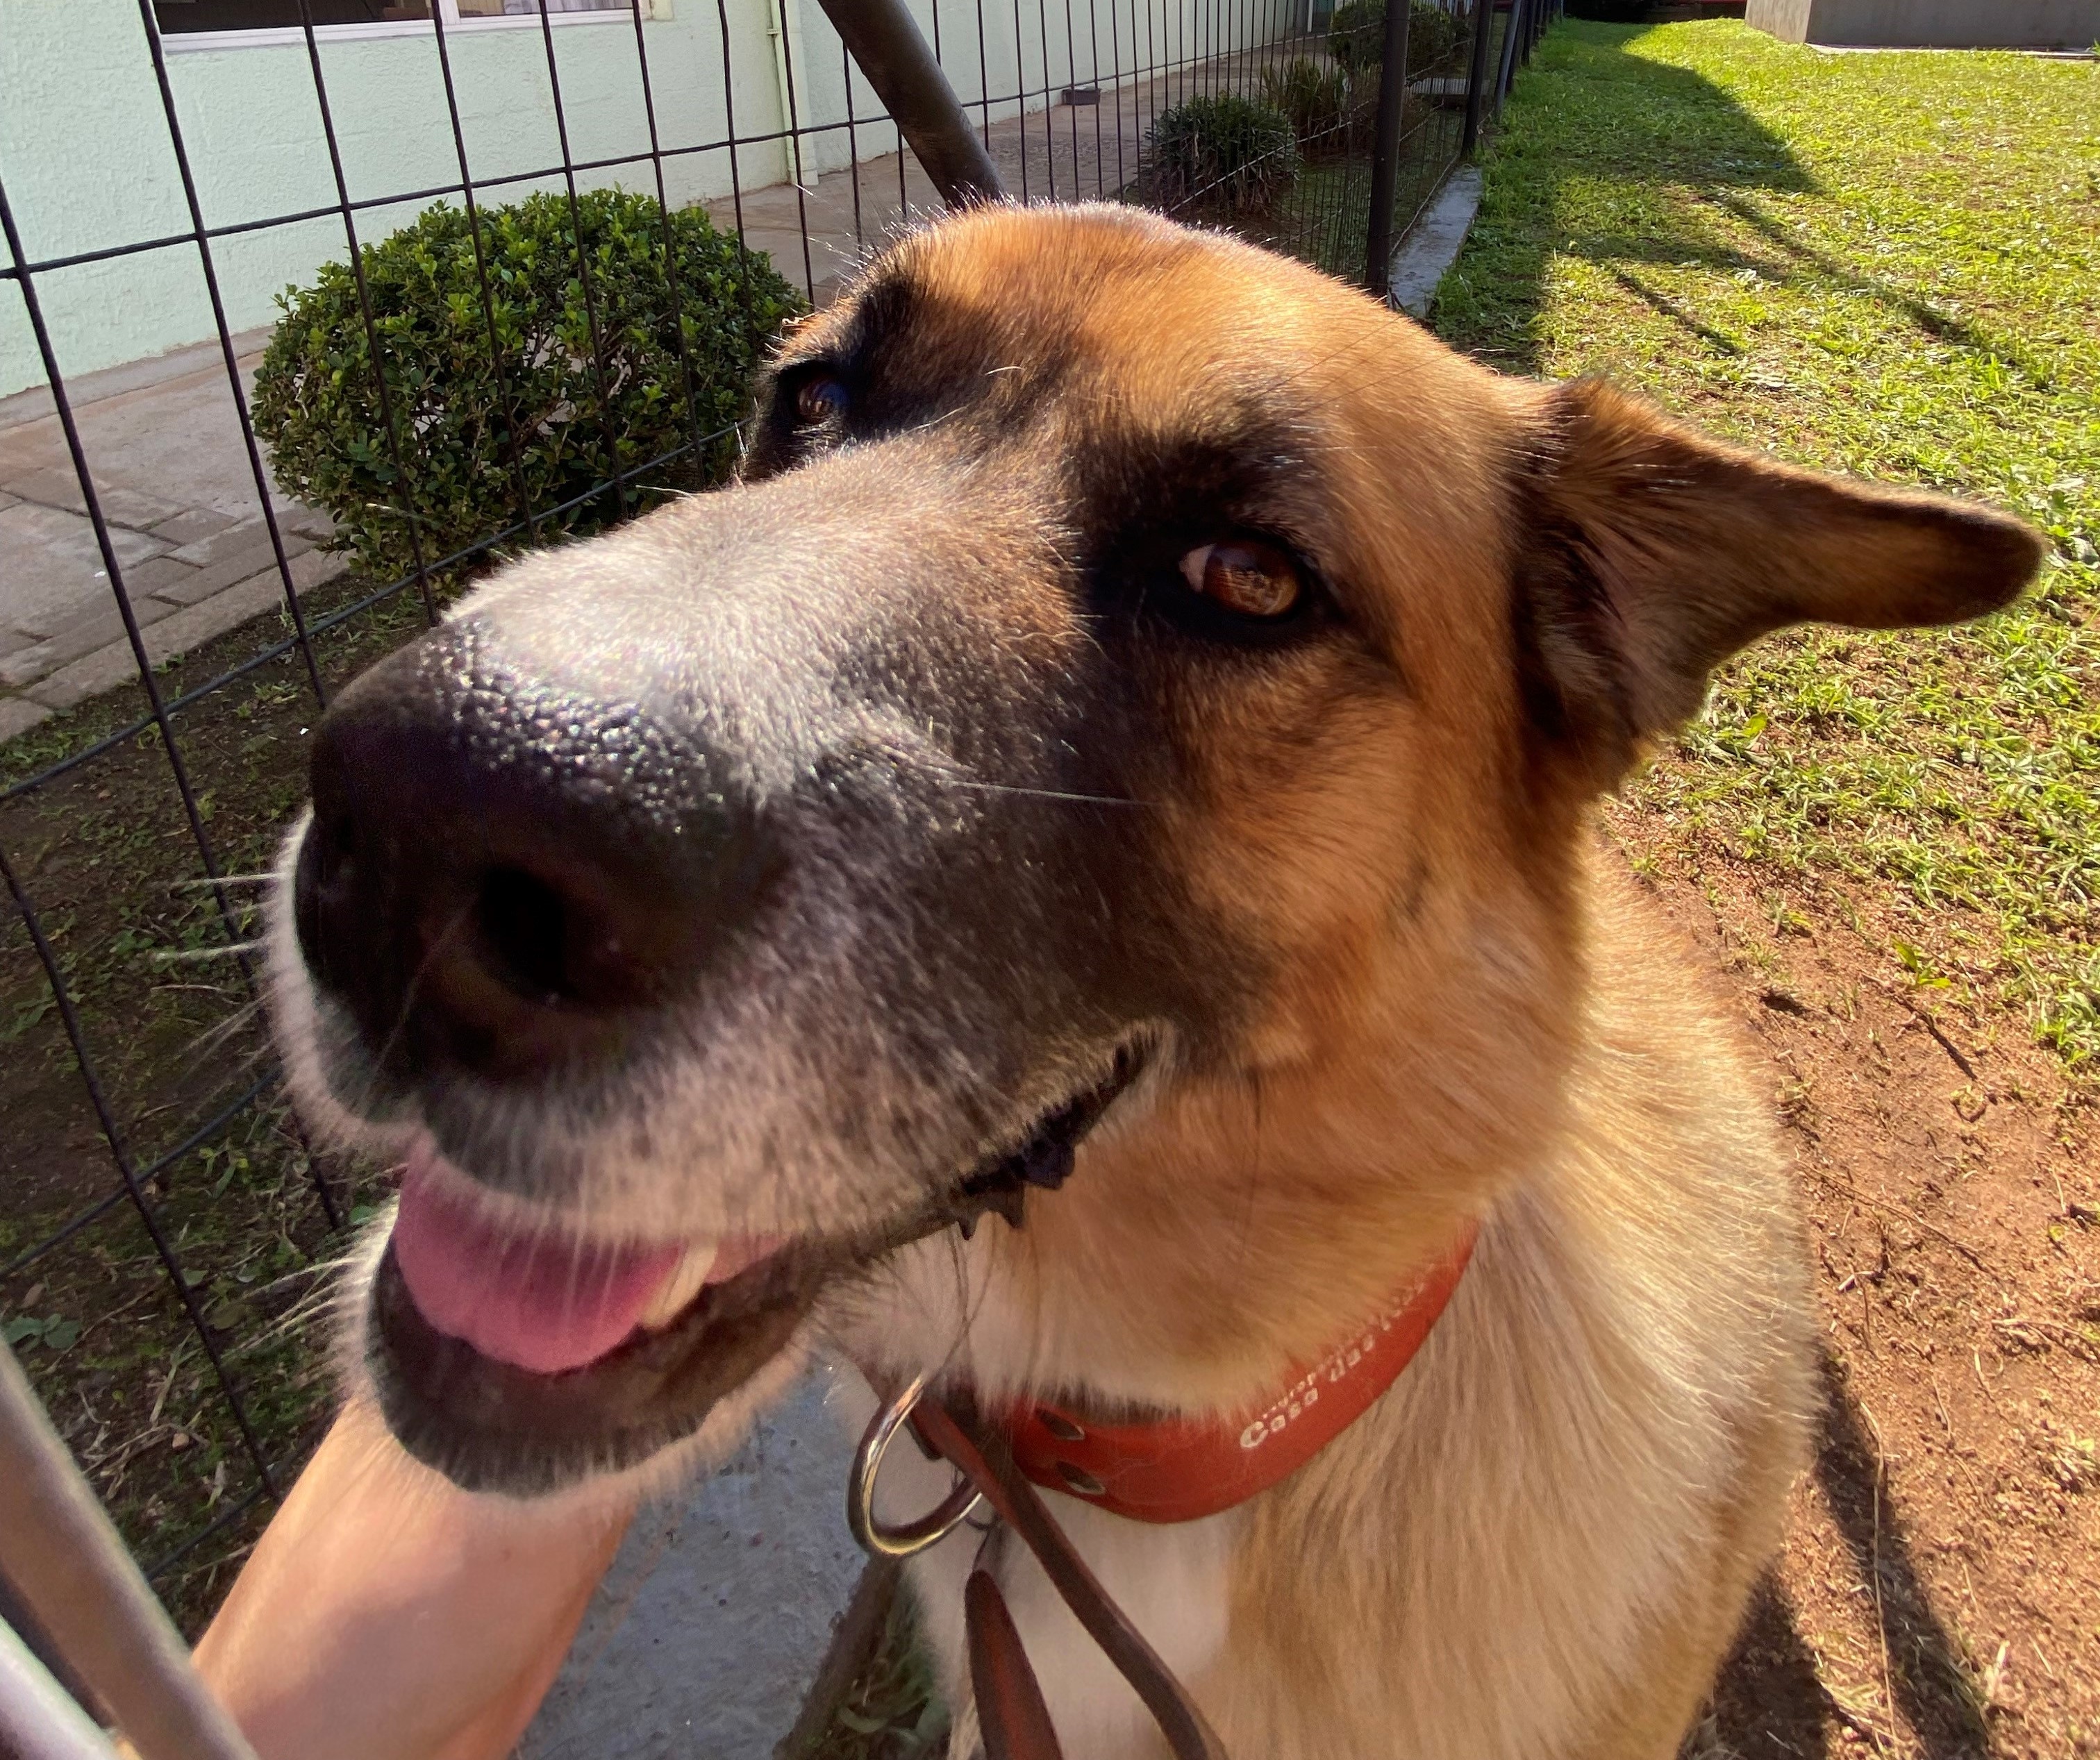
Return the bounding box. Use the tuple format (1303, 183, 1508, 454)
(844, 853, 1592, 1426)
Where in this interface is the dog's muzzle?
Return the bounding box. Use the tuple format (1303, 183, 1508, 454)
(294, 624, 776, 1091)
(278, 437, 1167, 1495)
(358, 1046, 1143, 1494)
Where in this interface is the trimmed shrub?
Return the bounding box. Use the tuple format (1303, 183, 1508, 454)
(1411, 1, 1471, 68)
(1327, 0, 1385, 74)
(253, 188, 803, 585)
(1147, 93, 1302, 212)
(1328, 1, 1469, 79)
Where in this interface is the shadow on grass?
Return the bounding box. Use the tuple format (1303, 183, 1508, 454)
(1435, 22, 2051, 391)
(1433, 22, 1817, 372)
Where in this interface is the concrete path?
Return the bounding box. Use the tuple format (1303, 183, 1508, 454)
(706, 63, 1197, 307)
(1387, 164, 1483, 319)
(519, 1368, 871, 1760)
(0, 333, 344, 742)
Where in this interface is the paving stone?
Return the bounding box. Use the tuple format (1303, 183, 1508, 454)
(278, 503, 338, 543)
(164, 519, 254, 567)
(146, 507, 240, 548)
(24, 564, 315, 710)
(0, 466, 186, 531)
(167, 521, 315, 573)
(0, 696, 53, 743)
(1388, 165, 1485, 319)
(0, 499, 168, 637)
(519, 1369, 867, 1760)
(0, 326, 273, 435)
(19, 640, 156, 712)
(124, 555, 206, 598)
(0, 594, 183, 690)
(0, 492, 18, 512)
(148, 534, 330, 609)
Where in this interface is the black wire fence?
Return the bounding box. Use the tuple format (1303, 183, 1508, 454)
(0, 0, 1554, 1631)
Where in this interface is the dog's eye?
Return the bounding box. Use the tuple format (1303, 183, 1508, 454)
(1179, 539, 1303, 620)
(794, 374, 849, 427)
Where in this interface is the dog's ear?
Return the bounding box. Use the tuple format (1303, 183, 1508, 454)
(1514, 380, 2043, 793)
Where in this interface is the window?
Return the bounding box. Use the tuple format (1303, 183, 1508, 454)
(152, 0, 629, 35)
(451, 0, 631, 15)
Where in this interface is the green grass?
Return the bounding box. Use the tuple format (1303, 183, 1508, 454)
(800, 1582, 948, 1760)
(1437, 21, 2099, 1080)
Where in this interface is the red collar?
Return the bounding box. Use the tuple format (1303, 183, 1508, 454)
(979, 1222, 1478, 1524)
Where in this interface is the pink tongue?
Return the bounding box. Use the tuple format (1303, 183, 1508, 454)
(392, 1148, 681, 1375)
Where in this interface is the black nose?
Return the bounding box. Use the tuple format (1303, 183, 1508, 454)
(294, 629, 774, 1084)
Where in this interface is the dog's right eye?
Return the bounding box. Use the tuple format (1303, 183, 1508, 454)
(1180, 539, 1303, 620)
(794, 374, 849, 427)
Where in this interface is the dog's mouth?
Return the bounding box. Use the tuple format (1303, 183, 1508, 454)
(366, 1045, 1147, 1493)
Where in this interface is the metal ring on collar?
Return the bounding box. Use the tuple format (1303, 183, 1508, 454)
(849, 1373, 987, 1559)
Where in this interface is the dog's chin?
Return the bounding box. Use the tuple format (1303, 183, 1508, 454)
(360, 1045, 1151, 1497)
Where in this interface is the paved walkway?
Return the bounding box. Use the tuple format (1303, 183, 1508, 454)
(0, 335, 343, 742)
(519, 1368, 869, 1759)
(711, 72, 1171, 305)
(1388, 163, 1483, 317)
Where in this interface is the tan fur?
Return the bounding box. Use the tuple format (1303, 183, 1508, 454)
(843, 850, 1815, 1760)
(812, 208, 2032, 1757)
(1197, 858, 1812, 1760)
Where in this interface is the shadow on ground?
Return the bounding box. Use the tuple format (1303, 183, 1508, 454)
(1433, 23, 2051, 395)
(1433, 22, 1815, 373)
(1699, 1353, 1995, 1760)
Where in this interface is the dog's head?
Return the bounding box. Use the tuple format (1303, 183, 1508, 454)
(272, 203, 2039, 1495)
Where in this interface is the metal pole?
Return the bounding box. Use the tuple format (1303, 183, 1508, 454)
(1362, 0, 1416, 295)
(1459, 0, 1497, 158)
(810, 0, 1007, 207)
(0, 1620, 122, 1760)
(0, 1344, 259, 1760)
(1492, 0, 1525, 117)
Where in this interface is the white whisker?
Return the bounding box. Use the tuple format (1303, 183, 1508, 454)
(942, 779, 1151, 808)
(152, 941, 267, 965)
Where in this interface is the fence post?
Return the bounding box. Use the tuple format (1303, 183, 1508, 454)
(1362, 0, 1416, 296)
(1459, 0, 1497, 158)
(0, 1343, 259, 1760)
(810, 0, 1006, 207)
(1493, 0, 1526, 117)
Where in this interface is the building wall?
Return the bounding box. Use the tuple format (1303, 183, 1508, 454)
(1747, 0, 2100, 46)
(1, 0, 1228, 398)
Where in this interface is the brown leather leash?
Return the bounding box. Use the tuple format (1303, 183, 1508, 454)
(852, 1380, 1228, 1760)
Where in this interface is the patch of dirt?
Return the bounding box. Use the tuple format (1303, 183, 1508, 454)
(1611, 821, 2100, 1760)
(0, 576, 435, 1627)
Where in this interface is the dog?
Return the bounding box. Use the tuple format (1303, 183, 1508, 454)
(269, 201, 2041, 1759)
